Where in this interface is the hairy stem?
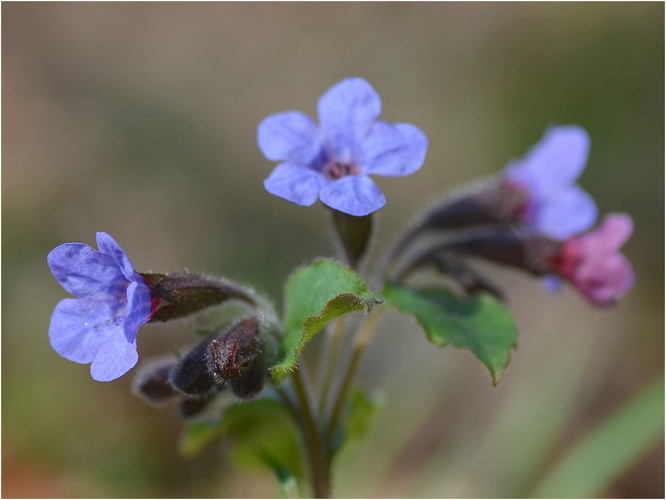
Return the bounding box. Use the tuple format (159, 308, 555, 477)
(325, 308, 383, 443)
(291, 368, 332, 498)
(318, 316, 347, 418)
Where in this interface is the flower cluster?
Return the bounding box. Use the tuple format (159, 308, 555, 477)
(46, 76, 637, 499)
(387, 123, 634, 306)
(48, 79, 636, 386)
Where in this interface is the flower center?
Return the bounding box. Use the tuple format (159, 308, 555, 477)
(324, 162, 359, 180)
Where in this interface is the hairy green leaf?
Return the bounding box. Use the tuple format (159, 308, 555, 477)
(271, 259, 382, 381)
(382, 281, 518, 384)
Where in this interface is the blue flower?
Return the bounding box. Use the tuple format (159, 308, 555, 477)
(504, 125, 597, 240)
(48, 232, 157, 382)
(258, 77, 428, 216)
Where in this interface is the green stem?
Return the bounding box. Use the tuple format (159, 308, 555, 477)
(291, 368, 332, 498)
(318, 316, 347, 418)
(325, 308, 383, 443)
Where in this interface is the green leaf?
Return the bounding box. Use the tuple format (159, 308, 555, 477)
(531, 377, 665, 498)
(382, 281, 518, 384)
(178, 397, 301, 476)
(261, 457, 301, 498)
(271, 259, 382, 381)
(337, 388, 383, 454)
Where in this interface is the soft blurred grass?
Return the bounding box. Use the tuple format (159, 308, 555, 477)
(3, 3, 663, 498)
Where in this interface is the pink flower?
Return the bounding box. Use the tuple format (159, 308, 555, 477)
(550, 213, 635, 306)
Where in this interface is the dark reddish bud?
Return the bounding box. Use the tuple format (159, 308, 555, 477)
(132, 356, 180, 405)
(178, 391, 220, 419)
(169, 338, 219, 395)
(141, 273, 256, 323)
(207, 318, 261, 378)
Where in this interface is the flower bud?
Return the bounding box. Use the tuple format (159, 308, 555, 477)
(178, 391, 220, 419)
(170, 317, 267, 400)
(230, 356, 265, 400)
(207, 318, 261, 378)
(132, 355, 180, 405)
(169, 337, 220, 395)
(141, 273, 257, 323)
(386, 179, 529, 272)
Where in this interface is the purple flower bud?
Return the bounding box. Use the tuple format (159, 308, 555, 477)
(258, 77, 428, 216)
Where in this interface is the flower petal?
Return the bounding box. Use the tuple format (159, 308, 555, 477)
(361, 121, 428, 177)
(264, 162, 327, 206)
(533, 185, 597, 240)
(96, 232, 135, 282)
(90, 336, 139, 382)
(257, 111, 325, 167)
(575, 252, 635, 306)
(319, 175, 386, 216)
(48, 242, 127, 299)
(317, 78, 381, 165)
(124, 278, 154, 340)
(49, 297, 125, 364)
(506, 125, 590, 199)
(579, 213, 633, 254)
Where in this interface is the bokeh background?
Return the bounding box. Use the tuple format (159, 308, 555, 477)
(3, 2, 663, 498)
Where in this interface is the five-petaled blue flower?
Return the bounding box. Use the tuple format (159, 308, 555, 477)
(504, 125, 597, 241)
(258, 77, 428, 216)
(48, 232, 157, 382)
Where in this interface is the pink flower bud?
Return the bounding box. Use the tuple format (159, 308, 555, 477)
(550, 213, 635, 306)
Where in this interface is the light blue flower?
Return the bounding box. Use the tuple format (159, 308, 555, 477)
(504, 125, 597, 240)
(48, 232, 156, 382)
(258, 77, 428, 216)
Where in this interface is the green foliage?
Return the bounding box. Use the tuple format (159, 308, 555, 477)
(382, 282, 518, 385)
(179, 396, 303, 486)
(338, 388, 383, 454)
(271, 259, 382, 381)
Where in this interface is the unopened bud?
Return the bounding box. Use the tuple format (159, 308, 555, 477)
(141, 273, 257, 323)
(396, 227, 561, 283)
(386, 178, 529, 273)
(207, 318, 261, 377)
(132, 356, 180, 405)
(170, 317, 267, 400)
(169, 338, 219, 395)
(230, 356, 265, 400)
(178, 391, 220, 419)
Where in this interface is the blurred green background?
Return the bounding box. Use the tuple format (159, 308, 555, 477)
(3, 2, 663, 498)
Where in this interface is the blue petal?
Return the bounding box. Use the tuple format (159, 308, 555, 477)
(505, 125, 590, 199)
(317, 78, 381, 165)
(96, 232, 135, 282)
(319, 175, 386, 216)
(257, 111, 325, 167)
(124, 278, 154, 341)
(49, 297, 126, 364)
(48, 242, 127, 299)
(361, 121, 428, 177)
(90, 336, 139, 382)
(533, 185, 597, 240)
(264, 162, 327, 206)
